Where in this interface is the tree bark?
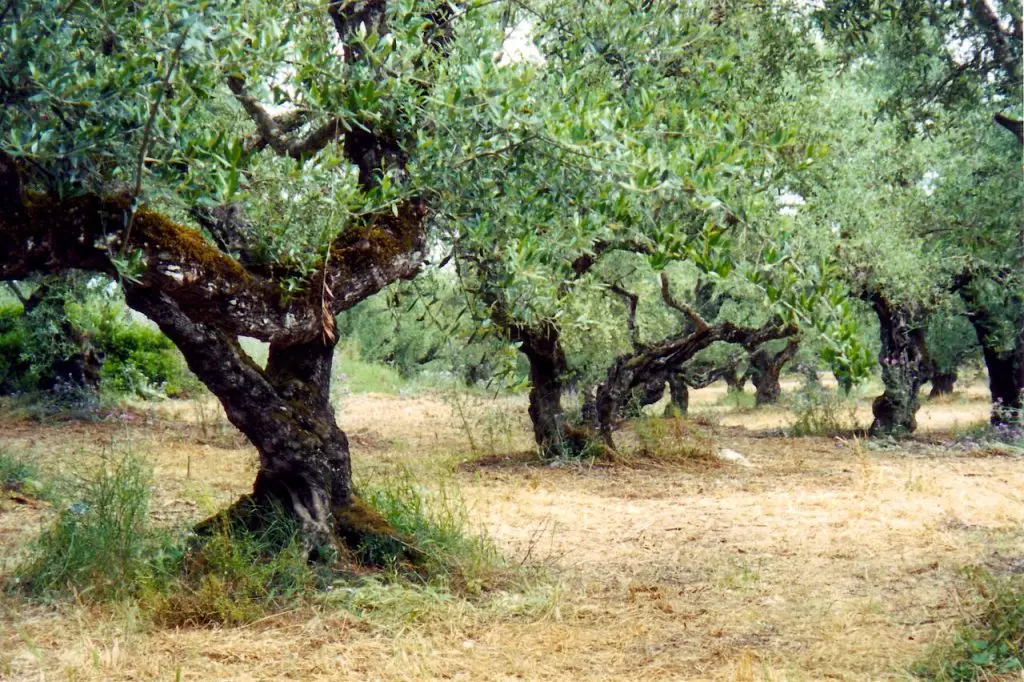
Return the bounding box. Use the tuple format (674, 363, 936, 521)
(0, 162, 426, 558)
(513, 321, 592, 458)
(123, 287, 403, 558)
(623, 371, 669, 418)
(929, 372, 957, 397)
(867, 293, 929, 436)
(981, 345, 1024, 424)
(666, 373, 689, 416)
(959, 284, 1024, 425)
(747, 338, 800, 406)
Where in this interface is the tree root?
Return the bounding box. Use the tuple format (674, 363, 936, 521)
(194, 494, 423, 570)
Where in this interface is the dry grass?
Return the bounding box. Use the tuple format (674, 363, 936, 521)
(1, 382, 1022, 681)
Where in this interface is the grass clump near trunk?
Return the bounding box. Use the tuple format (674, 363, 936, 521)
(789, 385, 860, 437)
(8, 448, 507, 628)
(143, 506, 316, 627)
(356, 467, 501, 591)
(913, 567, 1023, 681)
(631, 416, 717, 465)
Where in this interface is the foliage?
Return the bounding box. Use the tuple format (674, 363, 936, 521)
(334, 340, 410, 395)
(816, 0, 1021, 125)
(0, 277, 196, 400)
(926, 312, 980, 377)
(913, 568, 1023, 681)
(97, 319, 196, 398)
(0, 449, 51, 500)
(357, 468, 500, 588)
(632, 417, 717, 463)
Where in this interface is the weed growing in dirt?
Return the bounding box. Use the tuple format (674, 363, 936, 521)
(632, 416, 717, 463)
(913, 567, 1023, 681)
(957, 408, 1024, 453)
(789, 385, 859, 437)
(7, 446, 535, 630)
(717, 390, 756, 411)
(0, 449, 52, 500)
(14, 451, 154, 600)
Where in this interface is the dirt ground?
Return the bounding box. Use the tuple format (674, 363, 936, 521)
(1, 381, 1021, 681)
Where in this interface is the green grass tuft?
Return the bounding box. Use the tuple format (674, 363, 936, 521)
(142, 507, 315, 627)
(788, 385, 859, 437)
(913, 567, 1023, 681)
(358, 467, 501, 590)
(14, 451, 154, 600)
(0, 450, 53, 500)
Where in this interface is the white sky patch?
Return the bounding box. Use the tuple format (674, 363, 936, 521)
(918, 170, 940, 196)
(495, 20, 545, 67)
(776, 189, 806, 216)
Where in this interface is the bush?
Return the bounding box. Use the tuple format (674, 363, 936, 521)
(98, 323, 198, 398)
(914, 568, 1023, 681)
(0, 279, 197, 401)
(15, 452, 154, 600)
(10, 452, 506, 626)
(632, 416, 717, 463)
(0, 450, 53, 501)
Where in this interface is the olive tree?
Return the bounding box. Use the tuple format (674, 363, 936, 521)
(817, 0, 1023, 426)
(0, 0, 579, 552)
(427, 1, 853, 456)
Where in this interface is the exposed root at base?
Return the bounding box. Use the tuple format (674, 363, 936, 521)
(194, 494, 423, 570)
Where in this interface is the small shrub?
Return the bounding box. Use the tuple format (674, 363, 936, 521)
(99, 323, 198, 398)
(0, 288, 197, 402)
(718, 390, 756, 410)
(789, 385, 859, 437)
(913, 568, 1023, 681)
(0, 450, 38, 492)
(16, 452, 153, 600)
(956, 410, 1024, 453)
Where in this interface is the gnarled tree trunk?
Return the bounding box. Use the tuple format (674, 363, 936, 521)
(0, 158, 427, 556)
(125, 288, 356, 551)
(0, 0, 449, 558)
(868, 293, 929, 436)
(723, 366, 748, 394)
(623, 371, 670, 418)
(959, 286, 1024, 425)
(747, 338, 800, 406)
(513, 322, 592, 458)
(594, 273, 796, 449)
(929, 372, 957, 398)
(666, 373, 689, 416)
